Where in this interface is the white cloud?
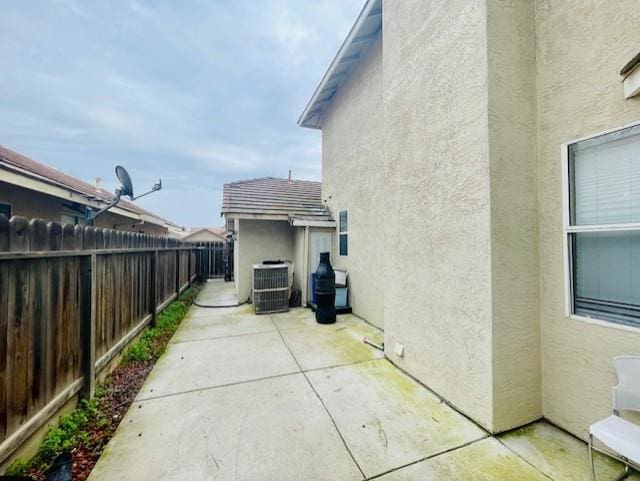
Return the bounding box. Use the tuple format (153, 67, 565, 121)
(271, 7, 311, 59)
(80, 104, 147, 138)
(0, 0, 364, 225)
(189, 143, 266, 173)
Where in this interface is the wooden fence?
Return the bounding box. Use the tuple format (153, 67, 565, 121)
(195, 241, 228, 279)
(0, 215, 207, 464)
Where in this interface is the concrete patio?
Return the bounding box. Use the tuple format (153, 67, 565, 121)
(88, 280, 639, 481)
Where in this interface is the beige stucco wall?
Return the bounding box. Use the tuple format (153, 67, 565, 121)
(535, 0, 640, 441)
(317, 0, 640, 436)
(234, 219, 295, 302)
(381, 0, 495, 429)
(487, 0, 541, 432)
(321, 33, 385, 329)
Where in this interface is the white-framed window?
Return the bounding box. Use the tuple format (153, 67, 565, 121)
(339, 210, 348, 256)
(563, 122, 640, 328)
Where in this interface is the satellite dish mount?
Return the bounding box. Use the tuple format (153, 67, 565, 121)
(87, 165, 162, 223)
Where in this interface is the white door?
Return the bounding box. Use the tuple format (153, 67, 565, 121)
(308, 230, 333, 301)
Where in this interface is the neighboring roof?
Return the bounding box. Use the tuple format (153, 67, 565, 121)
(221, 177, 332, 222)
(182, 227, 227, 241)
(298, 0, 381, 129)
(0, 145, 180, 229)
(187, 226, 226, 236)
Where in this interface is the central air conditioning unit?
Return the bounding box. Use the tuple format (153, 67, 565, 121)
(252, 263, 290, 314)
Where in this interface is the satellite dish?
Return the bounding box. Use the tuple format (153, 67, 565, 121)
(115, 165, 134, 198)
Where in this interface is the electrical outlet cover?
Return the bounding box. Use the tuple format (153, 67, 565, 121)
(394, 342, 404, 357)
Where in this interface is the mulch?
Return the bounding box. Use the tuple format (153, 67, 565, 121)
(70, 360, 154, 481)
(28, 358, 157, 481)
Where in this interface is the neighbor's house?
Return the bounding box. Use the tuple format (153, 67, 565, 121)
(181, 226, 227, 243)
(0, 145, 182, 236)
(221, 177, 334, 304)
(297, 0, 640, 442)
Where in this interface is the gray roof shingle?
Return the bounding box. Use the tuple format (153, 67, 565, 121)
(221, 177, 331, 221)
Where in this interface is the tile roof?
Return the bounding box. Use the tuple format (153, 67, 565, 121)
(0, 145, 179, 228)
(221, 177, 331, 221)
(182, 227, 227, 241)
(187, 226, 226, 235)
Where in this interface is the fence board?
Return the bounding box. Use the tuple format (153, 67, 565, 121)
(7, 217, 30, 436)
(0, 215, 9, 439)
(47, 222, 62, 401)
(27, 219, 48, 416)
(0, 216, 202, 463)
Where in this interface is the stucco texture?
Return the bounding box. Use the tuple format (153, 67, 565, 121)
(381, 0, 494, 429)
(487, 0, 541, 432)
(322, 34, 385, 330)
(536, 0, 640, 440)
(317, 0, 640, 437)
(234, 219, 294, 302)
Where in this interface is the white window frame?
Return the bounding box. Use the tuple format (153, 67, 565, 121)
(339, 209, 348, 257)
(562, 119, 640, 331)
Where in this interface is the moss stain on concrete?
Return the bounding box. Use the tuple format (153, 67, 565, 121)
(379, 438, 550, 481)
(359, 359, 487, 441)
(499, 421, 640, 481)
(310, 321, 383, 364)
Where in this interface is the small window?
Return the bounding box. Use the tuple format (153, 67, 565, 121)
(60, 214, 88, 226)
(339, 210, 348, 256)
(0, 203, 11, 219)
(565, 123, 640, 327)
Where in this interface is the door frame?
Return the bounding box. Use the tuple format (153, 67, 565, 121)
(306, 227, 334, 305)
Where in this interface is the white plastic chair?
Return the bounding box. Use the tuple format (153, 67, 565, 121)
(589, 356, 640, 481)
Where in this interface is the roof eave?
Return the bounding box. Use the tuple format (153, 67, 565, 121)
(1, 162, 171, 229)
(297, 0, 382, 130)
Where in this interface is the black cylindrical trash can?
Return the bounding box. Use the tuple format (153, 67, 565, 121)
(315, 252, 336, 324)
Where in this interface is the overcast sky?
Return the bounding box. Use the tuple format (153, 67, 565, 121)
(0, 0, 362, 227)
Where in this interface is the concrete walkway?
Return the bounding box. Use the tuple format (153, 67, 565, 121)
(89, 280, 639, 481)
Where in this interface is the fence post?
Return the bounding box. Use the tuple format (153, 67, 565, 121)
(187, 247, 192, 288)
(175, 248, 180, 297)
(198, 243, 204, 282)
(150, 250, 157, 327)
(80, 253, 96, 399)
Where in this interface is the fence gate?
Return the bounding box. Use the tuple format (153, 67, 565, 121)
(198, 241, 231, 279)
